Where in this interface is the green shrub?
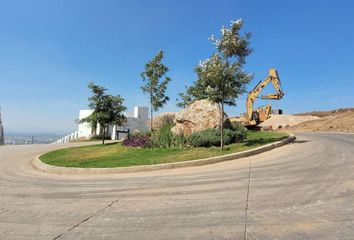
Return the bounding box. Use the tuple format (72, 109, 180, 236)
(150, 123, 186, 148)
(152, 123, 173, 148)
(130, 130, 151, 138)
(187, 128, 247, 147)
(170, 133, 186, 148)
(229, 122, 247, 132)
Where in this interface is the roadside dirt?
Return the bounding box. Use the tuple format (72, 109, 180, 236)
(285, 108, 354, 133)
(259, 115, 320, 130)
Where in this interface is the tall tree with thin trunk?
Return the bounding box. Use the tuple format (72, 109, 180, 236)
(141, 49, 171, 131)
(184, 19, 253, 150)
(80, 82, 127, 144)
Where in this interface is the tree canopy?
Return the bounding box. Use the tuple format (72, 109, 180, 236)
(177, 19, 253, 149)
(80, 82, 127, 144)
(141, 49, 171, 131)
(177, 19, 252, 109)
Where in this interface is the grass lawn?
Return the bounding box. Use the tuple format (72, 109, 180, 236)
(40, 131, 289, 168)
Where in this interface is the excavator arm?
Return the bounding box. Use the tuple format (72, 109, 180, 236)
(246, 68, 284, 125)
(260, 69, 284, 100)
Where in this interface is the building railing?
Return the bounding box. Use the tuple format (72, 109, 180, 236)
(53, 131, 79, 144)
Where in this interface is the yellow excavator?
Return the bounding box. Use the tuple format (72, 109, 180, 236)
(228, 68, 284, 128)
(245, 68, 284, 126)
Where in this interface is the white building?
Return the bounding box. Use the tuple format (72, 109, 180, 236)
(78, 106, 149, 140)
(54, 106, 149, 144)
(0, 108, 4, 145)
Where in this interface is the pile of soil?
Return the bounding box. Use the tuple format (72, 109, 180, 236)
(286, 108, 354, 133)
(259, 114, 320, 130)
(294, 108, 354, 118)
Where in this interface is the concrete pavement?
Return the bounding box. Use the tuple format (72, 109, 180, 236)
(0, 133, 353, 239)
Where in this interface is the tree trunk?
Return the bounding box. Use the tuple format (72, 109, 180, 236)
(150, 103, 153, 132)
(220, 103, 224, 150)
(102, 126, 105, 145)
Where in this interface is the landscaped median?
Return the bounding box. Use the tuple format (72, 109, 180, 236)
(33, 131, 295, 174)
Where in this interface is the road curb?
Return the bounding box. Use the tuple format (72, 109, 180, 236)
(32, 134, 296, 174)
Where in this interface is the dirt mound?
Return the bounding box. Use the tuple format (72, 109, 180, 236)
(294, 108, 354, 118)
(286, 109, 354, 133)
(260, 115, 320, 130)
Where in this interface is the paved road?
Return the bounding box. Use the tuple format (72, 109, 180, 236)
(0, 133, 353, 239)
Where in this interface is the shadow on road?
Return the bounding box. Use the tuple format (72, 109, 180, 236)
(244, 137, 289, 147)
(290, 140, 311, 144)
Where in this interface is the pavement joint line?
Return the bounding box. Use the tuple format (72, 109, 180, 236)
(52, 199, 118, 240)
(247, 232, 263, 240)
(55, 178, 151, 239)
(243, 159, 252, 240)
(32, 134, 296, 174)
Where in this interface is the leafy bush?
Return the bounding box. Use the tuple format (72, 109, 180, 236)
(122, 135, 151, 148)
(130, 130, 151, 138)
(153, 123, 173, 148)
(123, 124, 185, 148)
(150, 123, 185, 148)
(123, 125, 246, 148)
(187, 128, 246, 147)
(171, 133, 186, 148)
(229, 122, 247, 132)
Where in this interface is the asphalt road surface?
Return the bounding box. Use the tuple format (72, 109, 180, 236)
(0, 133, 353, 240)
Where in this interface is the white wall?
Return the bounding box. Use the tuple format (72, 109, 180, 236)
(134, 106, 149, 121)
(111, 107, 149, 140)
(77, 107, 149, 140)
(78, 110, 94, 139)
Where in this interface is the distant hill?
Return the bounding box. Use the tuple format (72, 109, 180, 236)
(287, 108, 354, 133)
(294, 108, 354, 118)
(4, 132, 63, 145)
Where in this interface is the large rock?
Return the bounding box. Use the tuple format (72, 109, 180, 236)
(171, 99, 228, 136)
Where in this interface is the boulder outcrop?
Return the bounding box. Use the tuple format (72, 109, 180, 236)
(171, 99, 228, 136)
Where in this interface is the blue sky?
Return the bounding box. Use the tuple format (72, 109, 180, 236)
(1, 0, 354, 134)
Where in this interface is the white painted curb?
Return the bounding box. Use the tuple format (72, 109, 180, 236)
(32, 134, 296, 174)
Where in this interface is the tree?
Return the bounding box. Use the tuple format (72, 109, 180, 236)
(178, 19, 253, 150)
(176, 80, 210, 108)
(141, 49, 171, 131)
(80, 82, 127, 144)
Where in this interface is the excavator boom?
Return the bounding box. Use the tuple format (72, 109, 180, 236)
(245, 68, 284, 126)
(261, 94, 283, 100)
(261, 69, 284, 100)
